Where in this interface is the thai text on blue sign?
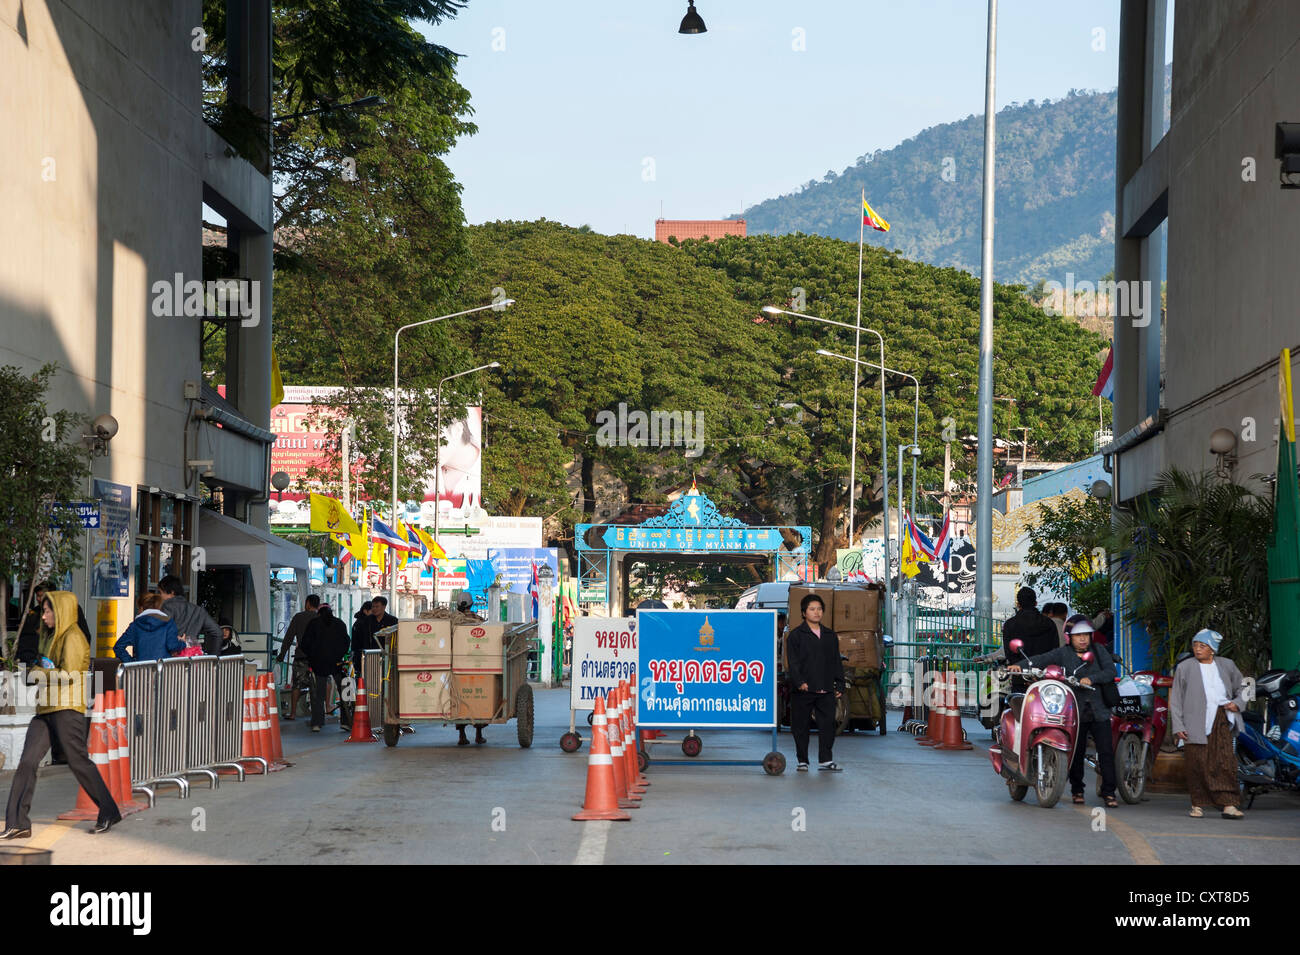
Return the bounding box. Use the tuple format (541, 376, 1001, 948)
(636, 609, 777, 728)
(50, 502, 100, 529)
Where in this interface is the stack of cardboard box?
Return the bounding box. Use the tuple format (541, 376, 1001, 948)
(393, 619, 508, 722)
(783, 583, 884, 672)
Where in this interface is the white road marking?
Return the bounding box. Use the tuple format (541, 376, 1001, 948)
(574, 820, 611, 865)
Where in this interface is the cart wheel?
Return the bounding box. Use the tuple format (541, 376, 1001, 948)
(559, 731, 581, 753)
(586, 711, 594, 726)
(682, 735, 703, 757)
(638, 749, 649, 772)
(515, 683, 535, 748)
(763, 751, 786, 776)
(383, 723, 400, 747)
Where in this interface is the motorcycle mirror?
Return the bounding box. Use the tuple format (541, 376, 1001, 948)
(1008, 639, 1023, 653)
(1081, 651, 1094, 662)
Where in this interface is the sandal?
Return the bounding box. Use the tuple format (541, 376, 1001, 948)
(1072, 794, 1085, 805)
(1104, 796, 1119, 808)
(1188, 806, 1204, 818)
(1221, 805, 1244, 819)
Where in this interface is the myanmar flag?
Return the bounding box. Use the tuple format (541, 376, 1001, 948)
(862, 196, 890, 233)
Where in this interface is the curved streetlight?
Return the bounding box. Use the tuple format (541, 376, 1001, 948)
(427, 362, 502, 609)
(391, 302, 512, 611)
(763, 304, 890, 630)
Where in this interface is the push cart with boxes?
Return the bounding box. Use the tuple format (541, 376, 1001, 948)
(376, 616, 539, 748)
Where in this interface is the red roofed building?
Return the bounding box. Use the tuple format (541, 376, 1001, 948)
(654, 218, 746, 243)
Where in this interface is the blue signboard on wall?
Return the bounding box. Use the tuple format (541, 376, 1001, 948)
(636, 609, 776, 729)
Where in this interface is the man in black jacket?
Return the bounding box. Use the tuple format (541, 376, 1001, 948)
(157, 575, 223, 656)
(351, 596, 397, 670)
(276, 595, 320, 720)
(1001, 587, 1059, 692)
(785, 594, 845, 772)
(1009, 616, 1118, 807)
(300, 605, 353, 732)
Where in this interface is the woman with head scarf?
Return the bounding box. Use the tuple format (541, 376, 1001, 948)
(2, 591, 121, 839)
(1169, 628, 1248, 819)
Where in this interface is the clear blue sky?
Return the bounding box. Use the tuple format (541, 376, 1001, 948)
(420, 1, 1147, 239)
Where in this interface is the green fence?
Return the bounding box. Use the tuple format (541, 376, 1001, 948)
(883, 602, 1010, 720)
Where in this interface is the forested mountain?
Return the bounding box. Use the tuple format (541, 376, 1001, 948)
(734, 88, 1119, 288)
(447, 222, 1109, 569)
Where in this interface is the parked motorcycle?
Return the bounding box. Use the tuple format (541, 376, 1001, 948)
(1082, 658, 1170, 803)
(1236, 667, 1300, 807)
(987, 639, 1096, 808)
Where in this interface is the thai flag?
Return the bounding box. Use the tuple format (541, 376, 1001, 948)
(933, 511, 953, 567)
(908, 513, 937, 560)
(528, 562, 539, 619)
(1092, 346, 1114, 401)
(371, 516, 419, 552)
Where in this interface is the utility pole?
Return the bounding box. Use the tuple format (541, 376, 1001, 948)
(1015, 426, 1030, 464)
(975, 0, 998, 624)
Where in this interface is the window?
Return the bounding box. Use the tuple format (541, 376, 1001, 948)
(136, 490, 196, 597)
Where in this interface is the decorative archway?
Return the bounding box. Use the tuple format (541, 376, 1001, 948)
(575, 482, 811, 613)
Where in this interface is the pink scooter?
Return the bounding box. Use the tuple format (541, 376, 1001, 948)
(987, 639, 1096, 808)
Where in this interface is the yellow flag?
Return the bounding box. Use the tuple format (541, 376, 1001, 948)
(394, 517, 412, 569)
(411, 523, 447, 561)
(271, 348, 285, 407)
(901, 531, 920, 578)
(1282, 348, 1296, 445)
(309, 493, 366, 561)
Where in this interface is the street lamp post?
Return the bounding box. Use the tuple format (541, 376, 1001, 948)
(391, 301, 512, 612)
(975, 0, 999, 622)
(431, 363, 502, 608)
(816, 350, 921, 524)
(762, 305, 891, 631)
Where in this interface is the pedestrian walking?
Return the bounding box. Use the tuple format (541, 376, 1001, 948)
(276, 595, 320, 719)
(1010, 614, 1118, 807)
(1169, 629, 1248, 819)
(1043, 603, 1068, 647)
(785, 593, 845, 772)
(351, 595, 396, 666)
(113, 592, 183, 662)
(300, 606, 353, 733)
(2, 591, 121, 838)
(157, 574, 223, 656)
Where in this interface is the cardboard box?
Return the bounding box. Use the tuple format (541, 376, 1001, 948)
(396, 669, 453, 719)
(787, 586, 835, 630)
(397, 619, 452, 669)
(832, 585, 882, 633)
(452, 672, 503, 722)
(453, 623, 506, 674)
(838, 630, 884, 671)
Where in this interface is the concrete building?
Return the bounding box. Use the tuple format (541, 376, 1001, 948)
(1109, 0, 1300, 499)
(0, 1, 305, 651)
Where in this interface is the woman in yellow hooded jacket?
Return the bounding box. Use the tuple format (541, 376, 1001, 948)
(3, 591, 121, 838)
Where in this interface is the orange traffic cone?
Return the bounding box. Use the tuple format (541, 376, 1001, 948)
(605, 691, 640, 808)
(265, 673, 285, 762)
(345, 674, 377, 743)
(107, 690, 146, 812)
(917, 668, 945, 746)
(59, 694, 117, 820)
(241, 675, 266, 773)
(621, 681, 649, 787)
(937, 669, 973, 751)
(572, 696, 632, 822)
(257, 674, 289, 770)
(617, 684, 646, 795)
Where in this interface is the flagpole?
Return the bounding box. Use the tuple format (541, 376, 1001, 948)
(850, 190, 864, 546)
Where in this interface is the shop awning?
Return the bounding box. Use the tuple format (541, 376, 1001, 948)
(199, 509, 309, 631)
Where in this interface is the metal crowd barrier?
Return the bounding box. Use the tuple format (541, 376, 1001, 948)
(885, 639, 1001, 734)
(363, 649, 384, 723)
(117, 655, 266, 805)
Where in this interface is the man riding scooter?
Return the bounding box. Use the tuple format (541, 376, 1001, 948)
(1009, 615, 1119, 808)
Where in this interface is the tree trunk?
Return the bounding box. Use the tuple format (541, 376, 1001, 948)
(815, 480, 842, 575)
(581, 453, 596, 523)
